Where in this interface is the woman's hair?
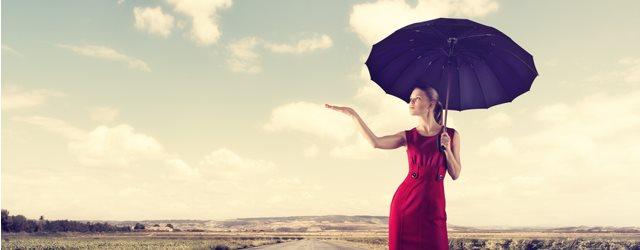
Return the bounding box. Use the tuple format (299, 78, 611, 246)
(413, 85, 443, 125)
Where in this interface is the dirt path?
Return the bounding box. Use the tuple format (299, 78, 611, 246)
(249, 239, 370, 250)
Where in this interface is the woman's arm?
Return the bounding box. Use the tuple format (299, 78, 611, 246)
(373, 131, 406, 149)
(443, 130, 462, 180)
(325, 104, 405, 150)
(352, 113, 405, 149)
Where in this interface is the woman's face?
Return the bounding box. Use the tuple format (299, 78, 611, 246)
(409, 88, 433, 116)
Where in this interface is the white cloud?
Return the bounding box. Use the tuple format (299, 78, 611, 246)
(116, 186, 150, 198)
(455, 57, 640, 226)
(475, 136, 515, 157)
(87, 106, 119, 123)
(484, 112, 512, 129)
(265, 177, 303, 189)
(164, 157, 200, 180)
(133, 6, 175, 37)
(9, 113, 331, 220)
(2, 85, 66, 110)
(543, 58, 559, 68)
(12, 115, 87, 140)
(56, 43, 151, 72)
(166, 0, 233, 46)
(264, 34, 333, 54)
(520, 89, 640, 162)
(262, 177, 323, 207)
(226, 36, 262, 74)
(533, 103, 570, 124)
(68, 124, 166, 168)
(226, 34, 334, 74)
(349, 0, 499, 45)
(198, 147, 277, 180)
(13, 116, 164, 168)
(262, 101, 355, 142)
(329, 135, 389, 159)
(303, 144, 319, 158)
(2, 44, 24, 57)
(11, 113, 280, 183)
(587, 57, 640, 87)
(352, 78, 425, 130)
(618, 57, 640, 83)
(177, 20, 187, 29)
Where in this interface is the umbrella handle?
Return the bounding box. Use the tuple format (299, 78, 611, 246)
(436, 95, 448, 181)
(437, 132, 447, 181)
(439, 108, 448, 152)
(438, 127, 447, 152)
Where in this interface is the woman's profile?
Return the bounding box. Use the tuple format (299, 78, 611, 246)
(325, 85, 462, 250)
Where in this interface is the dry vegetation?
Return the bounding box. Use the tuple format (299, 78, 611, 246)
(3, 231, 640, 250)
(1, 232, 302, 250)
(3, 213, 639, 249)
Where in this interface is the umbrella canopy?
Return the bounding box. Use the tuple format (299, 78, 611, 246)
(365, 17, 538, 112)
(365, 17, 538, 161)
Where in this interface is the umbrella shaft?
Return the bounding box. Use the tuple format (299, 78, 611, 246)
(443, 63, 454, 132)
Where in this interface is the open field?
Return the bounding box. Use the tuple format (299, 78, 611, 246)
(3, 231, 640, 249)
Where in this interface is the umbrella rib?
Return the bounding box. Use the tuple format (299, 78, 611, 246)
(495, 47, 538, 76)
(382, 50, 442, 96)
(419, 55, 444, 88)
(488, 61, 514, 102)
(469, 63, 489, 108)
(456, 25, 482, 40)
(391, 54, 444, 102)
(376, 46, 440, 77)
(492, 52, 527, 96)
(456, 65, 462, 110)
(379, 30, 439, 50)
(437, 64, 450, 109)
(427, 25, 447, 39)
(459, 33, 493, 40)
(387, 54, 438, 98)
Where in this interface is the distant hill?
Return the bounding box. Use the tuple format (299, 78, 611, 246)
(92, 215, 640, 233)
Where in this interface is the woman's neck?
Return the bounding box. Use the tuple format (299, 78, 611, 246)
(417, 116, 442, 133)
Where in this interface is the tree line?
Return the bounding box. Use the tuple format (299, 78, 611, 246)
(1, 209, 133, 233)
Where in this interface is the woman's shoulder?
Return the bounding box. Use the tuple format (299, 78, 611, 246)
(403, 127, 415, 142)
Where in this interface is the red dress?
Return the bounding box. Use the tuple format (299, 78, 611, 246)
(388, 126, 454, 250)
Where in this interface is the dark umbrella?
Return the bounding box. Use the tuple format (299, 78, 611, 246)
(365, 18, 537, 143)
(365, 17, 538, 179)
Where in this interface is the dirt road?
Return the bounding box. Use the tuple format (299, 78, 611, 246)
(249, 239, 369, 250)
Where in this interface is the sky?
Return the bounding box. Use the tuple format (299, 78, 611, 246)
(2, 0, 639, 227)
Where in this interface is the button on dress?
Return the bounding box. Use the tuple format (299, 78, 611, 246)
(388, 127, 454, 250)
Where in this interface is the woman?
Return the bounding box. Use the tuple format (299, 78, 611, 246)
(325, 85, 462, 250)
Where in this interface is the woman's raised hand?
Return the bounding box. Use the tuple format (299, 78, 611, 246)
(325, 104, 356, 117)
